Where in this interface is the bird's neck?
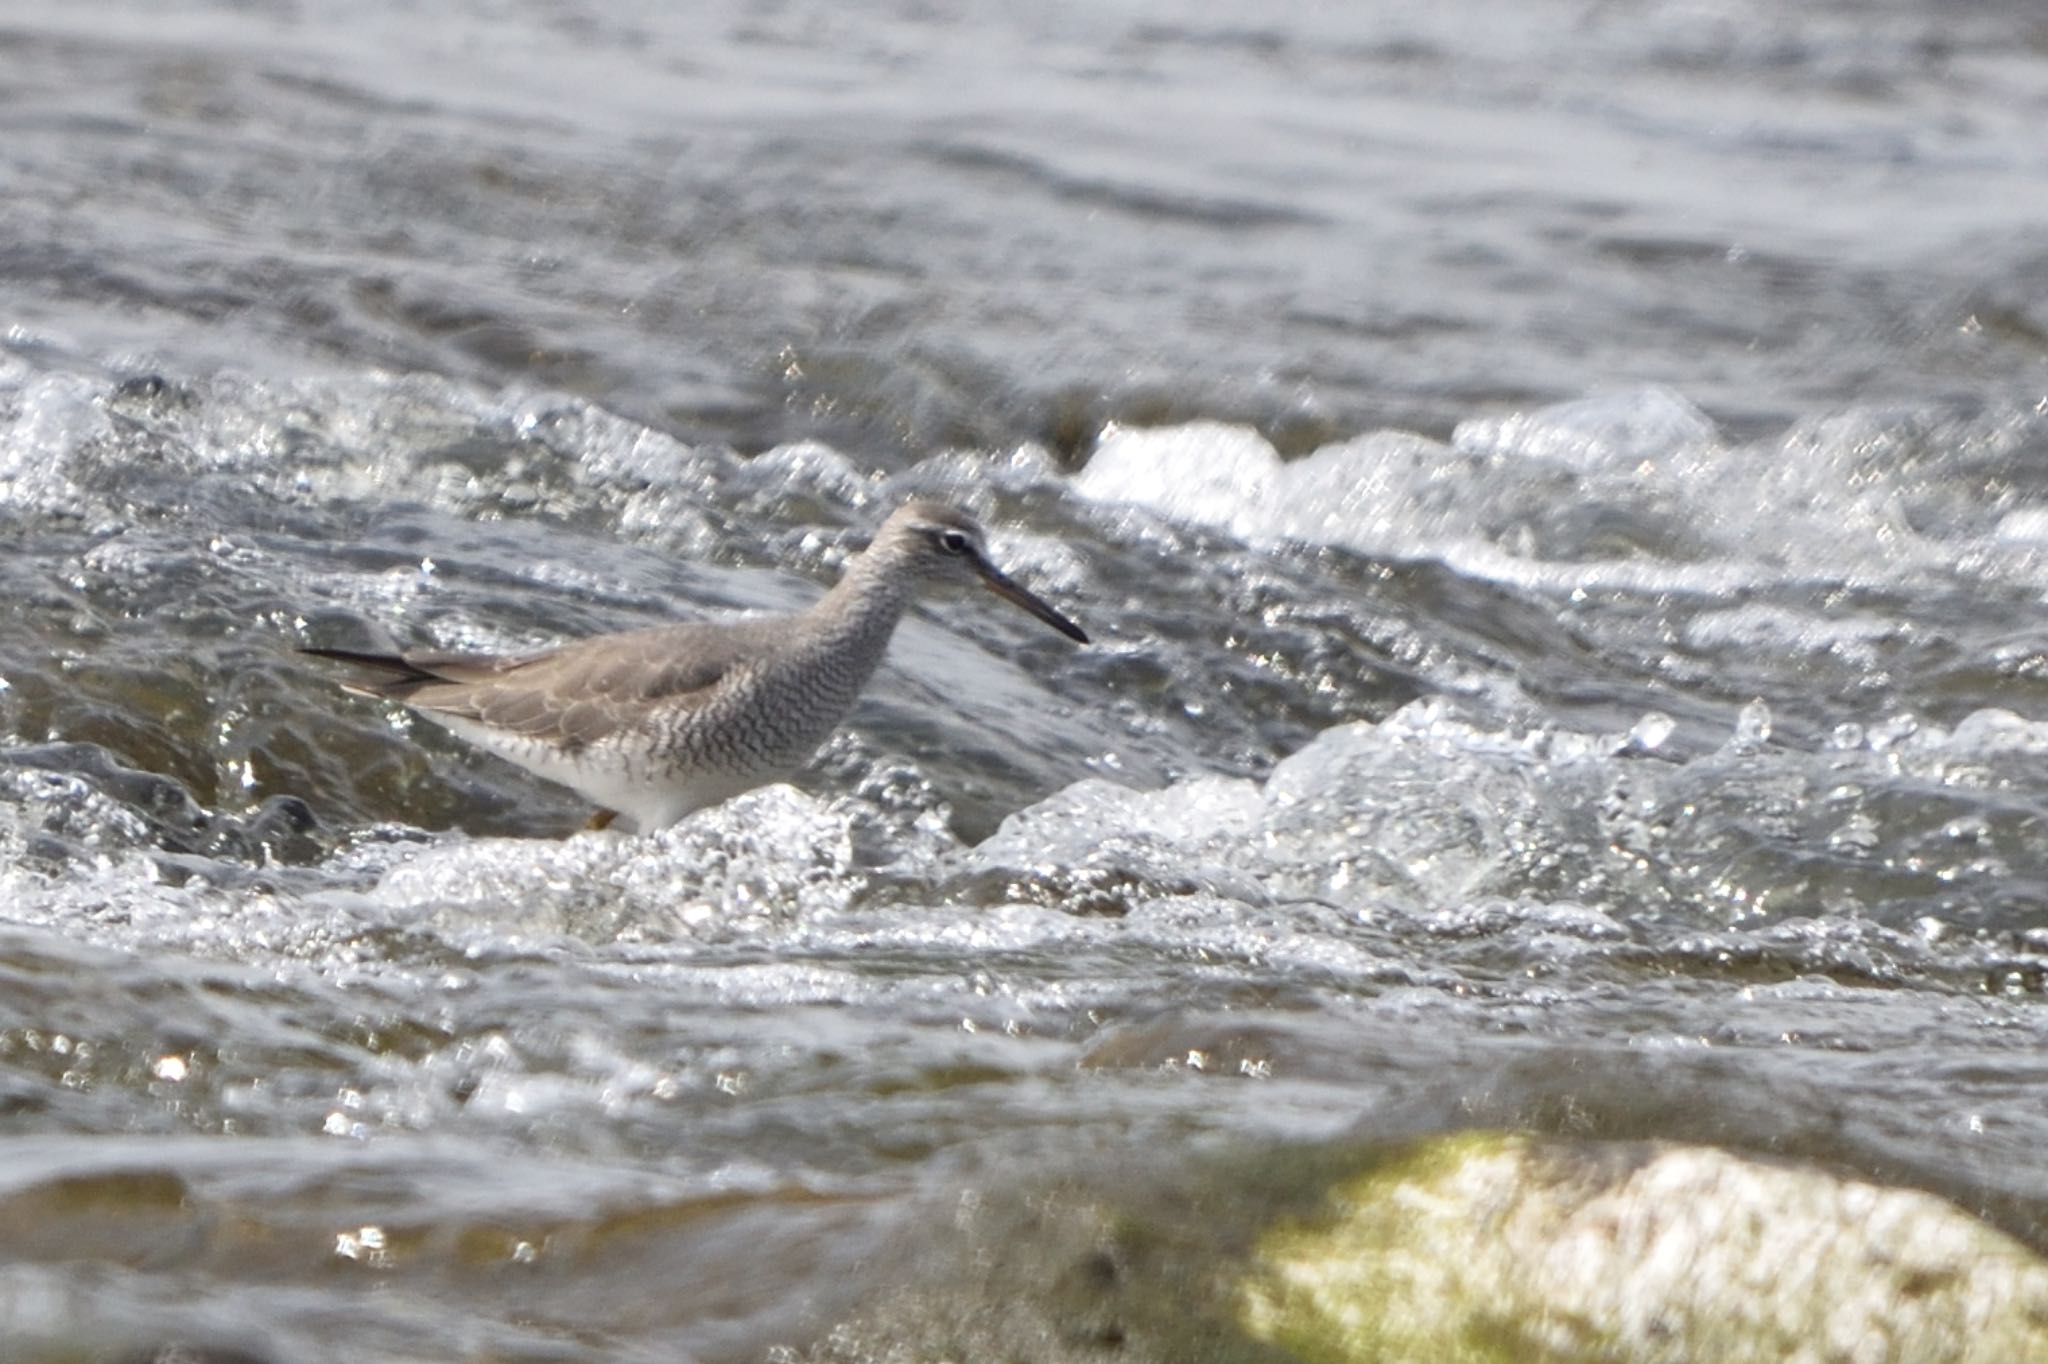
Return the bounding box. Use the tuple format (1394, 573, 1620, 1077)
(804, 550, 912, 665)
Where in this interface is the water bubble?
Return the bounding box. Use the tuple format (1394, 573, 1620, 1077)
(1627, 712, 1676, 752)
(1731, 699, 1773, 751)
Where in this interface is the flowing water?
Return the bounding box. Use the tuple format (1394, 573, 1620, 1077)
(4, 1, 2048, 1359)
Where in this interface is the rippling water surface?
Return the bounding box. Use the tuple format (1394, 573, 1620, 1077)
(5, 1, 2048, 1359)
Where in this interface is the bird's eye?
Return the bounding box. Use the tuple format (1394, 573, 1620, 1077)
(937, 530, 971, 554)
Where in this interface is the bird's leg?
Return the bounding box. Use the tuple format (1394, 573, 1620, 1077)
(586, 808, 618, 832)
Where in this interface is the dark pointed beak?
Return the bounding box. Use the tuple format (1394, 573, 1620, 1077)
(972, 555, 1089, 643)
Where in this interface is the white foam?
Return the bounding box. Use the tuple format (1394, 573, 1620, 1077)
(1451, 385, 1719, 472)
(1069, 388, 2048, 593)
(0, 372, 115, 516)
(359, 783, 958, 942)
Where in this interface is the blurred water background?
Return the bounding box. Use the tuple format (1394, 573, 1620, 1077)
(4, 0, 2048, 1358)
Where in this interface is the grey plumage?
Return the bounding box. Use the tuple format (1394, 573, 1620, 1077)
(302, 499, 1087, 832)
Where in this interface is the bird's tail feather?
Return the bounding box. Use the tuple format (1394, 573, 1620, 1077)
(297, 646, 443, 700)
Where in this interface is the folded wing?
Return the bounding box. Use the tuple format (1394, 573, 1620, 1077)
(301, 621, 768, 752)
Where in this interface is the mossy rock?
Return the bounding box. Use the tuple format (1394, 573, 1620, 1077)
(1239, 1132, 2048, 1364)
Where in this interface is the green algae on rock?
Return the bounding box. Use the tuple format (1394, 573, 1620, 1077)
(1239, 1131, 2048, 1364)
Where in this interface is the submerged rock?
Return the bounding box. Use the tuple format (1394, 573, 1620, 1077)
(801, 1131, 2048, 1364)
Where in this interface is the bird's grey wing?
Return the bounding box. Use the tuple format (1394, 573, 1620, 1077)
(403, 622, 766, 750)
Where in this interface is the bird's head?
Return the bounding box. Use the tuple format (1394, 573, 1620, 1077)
(868, 499, 1089, 643)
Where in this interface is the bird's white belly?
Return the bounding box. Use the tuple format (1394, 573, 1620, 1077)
(422, 712, 778, 832)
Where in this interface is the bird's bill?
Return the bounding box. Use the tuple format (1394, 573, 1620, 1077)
(974, 559, 1089, 643)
